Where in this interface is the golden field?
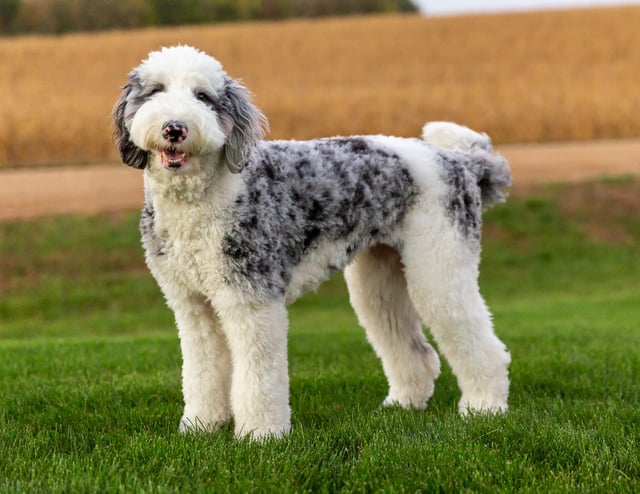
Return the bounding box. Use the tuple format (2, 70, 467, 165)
(1, 7, 640, 167)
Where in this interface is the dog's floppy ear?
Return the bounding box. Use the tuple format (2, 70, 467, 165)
(113, 79, 149, 170)
(221, 77, 266, 174)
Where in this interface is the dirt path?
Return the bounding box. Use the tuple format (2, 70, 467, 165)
(2, 139, 640, 222)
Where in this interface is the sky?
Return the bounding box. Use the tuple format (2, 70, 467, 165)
(412, 0, 640, 15)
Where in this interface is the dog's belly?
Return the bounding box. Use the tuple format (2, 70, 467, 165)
(284, 237, 356, 304)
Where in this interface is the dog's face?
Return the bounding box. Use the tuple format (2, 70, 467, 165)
(113, 45, 265, 174)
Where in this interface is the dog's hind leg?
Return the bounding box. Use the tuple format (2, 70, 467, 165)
(171, 293, 233, 433)
(401, 221, 511, 415)
(345, 244, 441, 409)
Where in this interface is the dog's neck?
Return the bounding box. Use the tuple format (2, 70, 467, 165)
(144, 152, 228, 204)
(142, 152, 245, 235)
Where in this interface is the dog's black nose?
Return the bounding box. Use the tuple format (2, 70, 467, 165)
(162, 121, 188, 143)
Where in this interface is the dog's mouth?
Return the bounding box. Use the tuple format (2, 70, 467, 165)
(160, 148, 189, 170)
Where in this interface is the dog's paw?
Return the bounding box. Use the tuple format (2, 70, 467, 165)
(381, 387, 432, 410)
(458, 396, 508, 416)
(234, 421, 291, 441)
(178, 414, 228, 433)
(380, 345, 439, 410)
(458, 371, 510, 416)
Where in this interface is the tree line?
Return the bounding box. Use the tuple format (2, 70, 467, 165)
(0, 0, 417, 35)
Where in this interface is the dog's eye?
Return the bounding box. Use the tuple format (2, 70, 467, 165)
(145, 85, 164, 98)
(196, 92, 213, 105)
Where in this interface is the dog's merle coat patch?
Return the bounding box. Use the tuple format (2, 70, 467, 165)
(140, 204, 166, 257)
(221, 137, 419, 299)
(437, 150, 483, 244)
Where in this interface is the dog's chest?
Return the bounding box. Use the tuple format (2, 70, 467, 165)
(141, 203, 227, 295)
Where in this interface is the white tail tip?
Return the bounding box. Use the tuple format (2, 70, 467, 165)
(421, 121, 492, 152)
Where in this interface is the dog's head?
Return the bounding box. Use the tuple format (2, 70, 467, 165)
(113, 45, 266, 174)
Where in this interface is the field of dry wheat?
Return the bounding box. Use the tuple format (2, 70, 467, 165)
(1, 6, 640, 167)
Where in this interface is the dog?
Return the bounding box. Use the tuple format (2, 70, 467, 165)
(113, 45, 512, 440)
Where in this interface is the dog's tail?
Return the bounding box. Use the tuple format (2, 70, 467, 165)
(422, 121, 511, 208)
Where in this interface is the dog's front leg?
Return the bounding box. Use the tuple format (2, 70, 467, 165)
(169, 293, 233, 433)
(216, 297, 291, 440)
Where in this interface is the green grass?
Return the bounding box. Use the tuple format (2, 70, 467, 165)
(1, 179, 639, 492)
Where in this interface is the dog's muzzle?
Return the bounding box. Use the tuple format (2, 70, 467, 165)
(160, 121, 190, 169)
(162, 121, 188, 144)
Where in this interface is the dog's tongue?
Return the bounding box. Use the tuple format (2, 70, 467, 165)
(161, 150, 187, 169)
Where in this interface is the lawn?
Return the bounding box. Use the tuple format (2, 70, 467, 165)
(0, 179, 638, 492)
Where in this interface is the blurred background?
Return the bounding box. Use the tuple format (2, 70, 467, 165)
(2, 0, 640, 169)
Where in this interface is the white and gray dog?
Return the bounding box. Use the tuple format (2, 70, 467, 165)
(113, 45, 511, 439)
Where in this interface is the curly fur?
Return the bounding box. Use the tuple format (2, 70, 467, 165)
(113, 45, 512, 440)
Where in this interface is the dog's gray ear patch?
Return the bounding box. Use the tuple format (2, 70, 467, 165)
(112, 78, 149, 169)
(221, 77, 267, 173)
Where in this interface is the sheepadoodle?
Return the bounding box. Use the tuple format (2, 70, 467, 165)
(113, 45, 512, 440)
